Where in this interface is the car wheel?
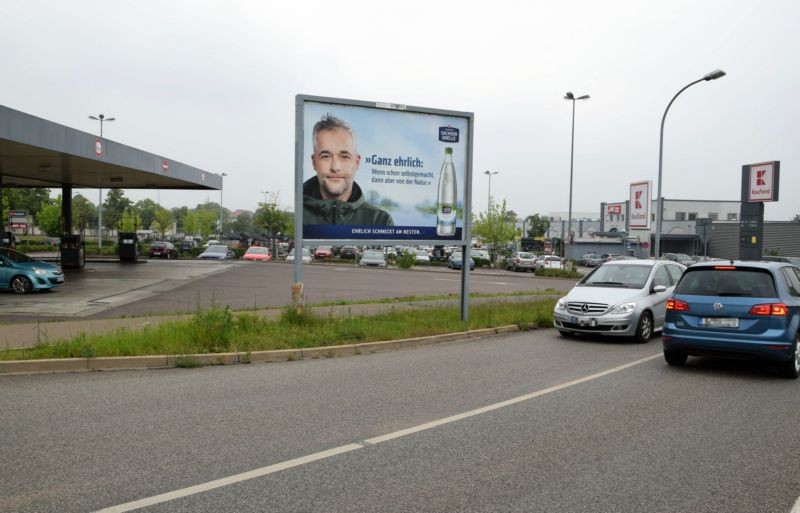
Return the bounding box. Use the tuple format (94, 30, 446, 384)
(664, 349, 688, 366)
(778, 333, 800, 379)
(634, 311, 653, 343)
(11, 275, 33, 294)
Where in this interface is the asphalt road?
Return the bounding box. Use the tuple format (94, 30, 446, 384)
(2, 330, 798, 512)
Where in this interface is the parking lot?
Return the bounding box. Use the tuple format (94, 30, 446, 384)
(0, 257, 577, 323)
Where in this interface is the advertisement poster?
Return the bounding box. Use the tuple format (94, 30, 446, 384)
(628, 180, 651, 229)
(299, 97, 471, 241)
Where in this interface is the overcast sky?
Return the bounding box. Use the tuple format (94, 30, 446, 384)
(2, 0, 798, 220)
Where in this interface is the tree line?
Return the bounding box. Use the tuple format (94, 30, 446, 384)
(1, 188, 294, 240)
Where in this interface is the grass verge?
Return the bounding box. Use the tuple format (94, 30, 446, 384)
(0, 298, 556, 361)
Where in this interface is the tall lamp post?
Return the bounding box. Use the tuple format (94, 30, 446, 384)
(483, 170, 498, 209)
(654, 69, 726, 258)
(260, 190, 269, 205)
(564, 92, 590, 260)
(89, 114, 115, 251)
(219, 173, 228, 238)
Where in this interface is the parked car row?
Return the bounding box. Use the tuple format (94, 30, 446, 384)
(553, 256, 800, 379)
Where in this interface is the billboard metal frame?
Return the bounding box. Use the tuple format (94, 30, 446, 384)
(293, 95, 475, 319)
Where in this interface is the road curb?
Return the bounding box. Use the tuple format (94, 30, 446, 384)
(0, 325, 538, 376)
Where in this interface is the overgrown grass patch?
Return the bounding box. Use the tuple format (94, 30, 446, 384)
(0, 298, 557, 361)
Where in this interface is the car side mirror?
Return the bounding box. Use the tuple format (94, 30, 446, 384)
(652, 284, 667, 293)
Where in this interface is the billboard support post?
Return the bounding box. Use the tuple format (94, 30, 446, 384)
(296, 95, 474, 320)
(293, 97, 305, 313)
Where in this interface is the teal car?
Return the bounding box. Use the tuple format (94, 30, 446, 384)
(0, 248, 64, 294)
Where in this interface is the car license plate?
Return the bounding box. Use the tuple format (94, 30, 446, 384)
(56, 278, 64, 283)
(701, 317, 739, 328)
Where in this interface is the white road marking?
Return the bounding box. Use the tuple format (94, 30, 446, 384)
(94, 444, 364, 512)
(791, 495, 800, 513)
(94, 353, 661, 512)
(434, 278, 511, 285)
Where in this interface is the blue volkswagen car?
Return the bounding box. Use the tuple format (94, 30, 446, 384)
(0, 248, 65, 294)
(663, 260, 800, 378)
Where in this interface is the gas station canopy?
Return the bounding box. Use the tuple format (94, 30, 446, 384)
(0, 104, 221, 191)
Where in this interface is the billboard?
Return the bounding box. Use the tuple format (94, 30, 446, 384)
(606, 203, 623, 215)
(297, 96, 472, 241)
(628, 181, 651, 229)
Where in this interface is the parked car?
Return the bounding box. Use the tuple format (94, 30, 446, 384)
(553, 259, 687, 342)
(148, 241, 179, 259)
(286, 248, 313, 264)
(448, 252, 475, 270)
(179, 239, 198, 253)
(507, 252, 538, 272)
(339, 246, 359, 259)
(359, 250, 387, 267)
(197, 245, 235, 260)
(0, 248, 64, 294)
(761, 255, 800, 267)
(580, 252, 598, 266)
(663, 260, 800, 378)
(314, 246, 333, 259)
(673, 253, 696, 266)
(413, 248, 430, 263)
(242, 246, 272, 262)
(586, 254, 605, 267)
(203, 239, 221, 248)
(541, 255, 564, 270)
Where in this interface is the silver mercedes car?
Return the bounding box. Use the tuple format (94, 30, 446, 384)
(553, 259, 686, 342)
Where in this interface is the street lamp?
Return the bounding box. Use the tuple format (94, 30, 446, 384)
(654, 69, 725, 258)
(219, 173, 228, 237)
(564, 92, 590, 259)
(484, 170, 498, 209)
(89, 114, 115, 251)
(260, 190, 269, 205)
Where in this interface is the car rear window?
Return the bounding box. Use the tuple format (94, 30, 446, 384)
(674, 267, 777, 297)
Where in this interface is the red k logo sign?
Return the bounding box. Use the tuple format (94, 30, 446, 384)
(634, 191, 643, 209)
(756, 170, 766, 186)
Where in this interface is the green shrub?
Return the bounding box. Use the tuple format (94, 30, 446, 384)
(191, 305, 235, 352)
(396, 251, 417, 269)
(535, 268, 583, 279)
(473, 257, 490, 268)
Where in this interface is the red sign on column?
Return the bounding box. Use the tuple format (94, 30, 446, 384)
(162, 160, 169, 172)
(95, 138, 103, 156)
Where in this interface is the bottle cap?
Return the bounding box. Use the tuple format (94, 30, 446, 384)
(445, 147, 453, 155)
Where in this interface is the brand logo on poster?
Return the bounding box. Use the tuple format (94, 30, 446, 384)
(629, 181, 651, 229)
(438, 126, 459, 143)
(607, 204, 622, 215)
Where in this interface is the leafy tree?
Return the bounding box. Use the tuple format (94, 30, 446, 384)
(472, 199, 517, 265)
(2, 188, 51, 223)
(103, 189, 132, 232)
(525, 214, 551, 238)
(36, 197, 63, 236)
(171, 206, 188, 232)
(183, 209, 217, 238)
(231, 211, 254, 234)
(152, 207, 174, 239)
(794, 214, 800, 222)
(118, 208, 141, 233)
(134, 198, 159, 231)
(254, 202, 291, 254)
(72, 193, 97, 231)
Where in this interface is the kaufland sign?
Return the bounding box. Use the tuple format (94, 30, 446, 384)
(629, 181, 651, 229)
(747, 162, 779, 202)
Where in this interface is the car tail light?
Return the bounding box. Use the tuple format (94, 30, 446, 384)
(666, 298, 690, 311)
(748, 303, 789, 316)
(713, 266, 736, 270)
